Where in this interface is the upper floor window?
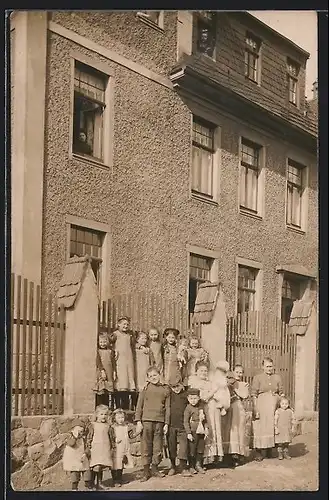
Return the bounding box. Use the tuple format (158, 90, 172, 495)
(240, 138, 261, 213)
(70, 224, 104, 286)
(189, 253, 213, 314)
(136, 11, 164, 29)
(286, 159, 307, 229)
(192, 117, 216, 199)
(287, 58, 300, 105)
(196, 11, 216, 59)
(73, 62, 107, 161)
(245, 33, 261, 83)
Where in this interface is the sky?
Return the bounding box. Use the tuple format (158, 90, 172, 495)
(250, 11, 318, 99)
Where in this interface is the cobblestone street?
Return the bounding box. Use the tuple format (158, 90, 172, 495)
(37, 424, 318, 492)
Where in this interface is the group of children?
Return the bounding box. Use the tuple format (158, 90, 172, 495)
(62, 320, 296, 490)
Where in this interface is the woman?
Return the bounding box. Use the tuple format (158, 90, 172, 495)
(251, 357, 284, 461)
(226, 365, 250, 467)
(188, 361, 225, 465)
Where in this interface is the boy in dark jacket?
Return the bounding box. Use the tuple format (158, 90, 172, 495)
(135, 366, 170, 482)
(167, 381, 191, 476)
(184, 388, 208, 474)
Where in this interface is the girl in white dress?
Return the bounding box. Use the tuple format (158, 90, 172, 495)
(62, 425, 92, 490)
(111, 409, 134, 487)
(85, 405, 114, 490)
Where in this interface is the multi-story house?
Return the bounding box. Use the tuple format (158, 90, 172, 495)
(10, 10, 318, 323)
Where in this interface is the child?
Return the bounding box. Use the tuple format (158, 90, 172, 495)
(134, 366, 170, 482)
(62, 424, 93, 491)
(185, 336, 209, 385)
(212, 360, 231, 416)
(184, 388, 208, 474)
(111, 409, 134, 487)
(112, 317, 136, 410)
(93, 331, 116, 409)
(85, 405, 114, 490)
(163, 328, 182, 386)
(274, 397, 296, 460)
(148, 327, 163, 377)
(135, 331, 155, 392)
(167, 381, 190, 477)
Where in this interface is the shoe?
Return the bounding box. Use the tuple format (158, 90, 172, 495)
(283, 449, 291, 460)
(167, 468, 176, 476)
(189, 467, 197, 475)
(151, 466, 165, 478)
(255, 454, 263, 462)
(95, 484, 107, 491)
(115, 482, 122, 487)
(195, 463, 206, 474)
(266, 448, 273, 458)
(182, 469, 193, 477)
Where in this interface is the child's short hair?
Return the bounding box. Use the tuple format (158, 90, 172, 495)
(148, 326, 160, 334)
(137, 331, 148, 340)
(93, 404, 110, 422)
(98, 332, 109, 342)
(188, 335, 200, 346)
(262, 357, 273, 365)
(146, 366, 160, 376)
(279, 396, 290, 405)
(187, 388, 200, 397)
(112, 408, 126, 423)
(195, 360, 209, 372)
(163, 328, 180, 337)
(118, 316, 130, 324)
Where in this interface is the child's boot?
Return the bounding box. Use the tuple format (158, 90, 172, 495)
(180, 459, 192, 477)
(167, 460, 176, 476)
(111, 470, 117, 487)
(195, 455, 206, 474)
(71, 482, 79, 491)
(151, 464, 165, 478)
(140, 465, 151, 482)
(116, 469, 123, 487)
(283, 446, 291, 460)
(189, 458, 197, 475)
(277, 446, 284, 460)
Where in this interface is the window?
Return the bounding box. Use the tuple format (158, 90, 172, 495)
(136, 11, 164, 29)
(70, 225, 104, 285)
(237, 266, 258, 314)
(286, 160, 306, 229)
(240, 138, 261, 213)
(73, 62, 107, 161)
(196, 11, 216, 58)
(189, 254, 213, 314)
(192, 118, 215, 198)
(245, 33, 260, 83)
(281, 277, 302, 324)
(287, 59, 299, 105)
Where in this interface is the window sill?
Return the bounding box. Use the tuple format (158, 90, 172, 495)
(72, 153, 110, 170)
(286, 224, 306, 235)
(239, 209, 263, 221)
(244, 75, 260, 86)
(135, 12, 164, 33)
(191, 193, 218, 207)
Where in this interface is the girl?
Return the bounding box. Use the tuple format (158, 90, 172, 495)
(112, 317, 136, 410)
(148, 327, 163, 377)
(135, 331, 155, 392)
(86, 405, 114, 490)
(93, 331, 116, 408)
(62, 424, 92, 491)
(274, 397, 296, 460)
(251, 357, 284, 461)
(212, 361, 231, 416)
(226, 365, 250, 467)
(185, 336, 209, 385)
(163, 328, 182, 386)
(111, 409, 135, 487)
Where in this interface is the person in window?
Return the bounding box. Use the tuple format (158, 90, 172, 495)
(75, 130, 92, 156)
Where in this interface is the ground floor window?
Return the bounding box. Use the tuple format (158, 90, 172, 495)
(70, 224, 104, 286)
(237, 265, 258, 314)
(281, 275, 302, 324)
(189, 253, 213, 314)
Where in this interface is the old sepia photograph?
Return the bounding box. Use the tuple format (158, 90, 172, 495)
(8, 9, 319, 492)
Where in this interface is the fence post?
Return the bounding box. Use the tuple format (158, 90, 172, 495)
(61, 261, 99, 415)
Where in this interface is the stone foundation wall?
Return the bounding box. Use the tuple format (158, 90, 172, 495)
(11, 413, 141, 491)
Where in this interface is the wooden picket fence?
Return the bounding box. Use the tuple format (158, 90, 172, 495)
(226, 311, 297, 404)
(11, 274, 66, 416)
(98, 293, 201, 339)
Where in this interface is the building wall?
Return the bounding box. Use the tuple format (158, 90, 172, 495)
(12, 11, 316, 319)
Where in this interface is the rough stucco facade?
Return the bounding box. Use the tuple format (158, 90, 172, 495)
(11, 11, 318, 319)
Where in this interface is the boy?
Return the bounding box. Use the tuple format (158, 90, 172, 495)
(183, 388, 208, 474)
(167, 381, 191, 476)
(135, 366, 170, 482)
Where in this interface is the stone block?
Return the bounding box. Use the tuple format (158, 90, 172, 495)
(53, 432, 70, 451)
(26, 429, 43, 447)
(11, 428, 27, 448)
(41, 460, 67, 486)
(11, 418, 22, 430)
(28, 442, 44, 462)
(39, 419, 57, 440)
(57, 417, 74, 434)
(22, 417, 43, 429)
(35, 439, 62, 470)
(11, 461, 43, 490)
(11, 447, 28, 473)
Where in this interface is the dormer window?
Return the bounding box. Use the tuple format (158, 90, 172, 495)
(245, 33, 261, 83)
(196, 11, 217, 59)
(287, 58, 300, 105)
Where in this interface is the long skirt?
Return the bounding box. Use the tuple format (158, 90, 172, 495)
(203, 398, 224, 464)
(227, 400, 246, 456)
(252, 392, 277, 449)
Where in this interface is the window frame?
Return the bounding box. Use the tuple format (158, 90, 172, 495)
(285, 158, 308, 232)
(69, 54, 114, 169)
(187, 246, 219, 314)
(136, 11, 164, 31)
(287, 58, 300, 106)
(244, 32, 261, 84)
(195, 11, 217, 60)
(235, 258, 263, 315)
(238, 135, 265, 219)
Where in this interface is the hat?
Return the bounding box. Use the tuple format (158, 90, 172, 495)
(216, 360, 230, 372)
(187, 387, 200, 397)
(163, 328, 180, 337)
